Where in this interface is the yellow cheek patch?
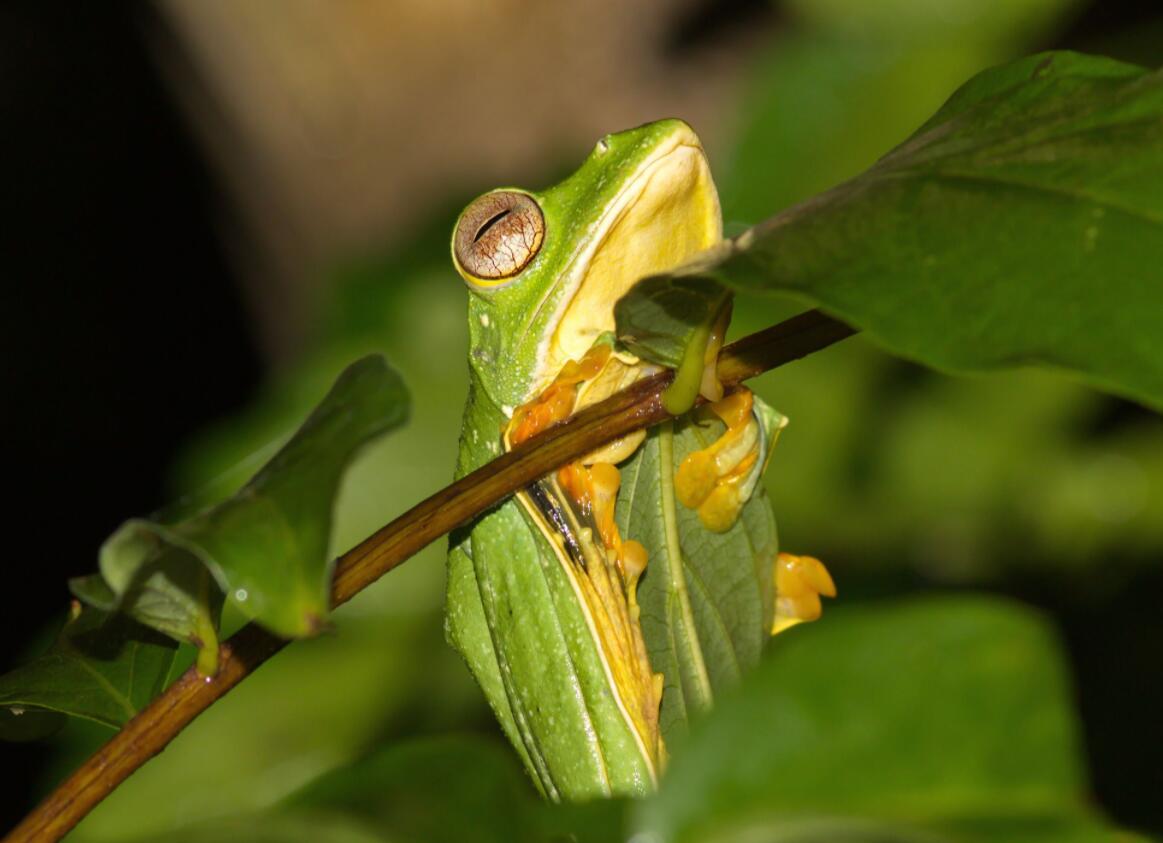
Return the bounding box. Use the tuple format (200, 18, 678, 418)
(543, 142, 722, 382)
(772, 553, 836, 635)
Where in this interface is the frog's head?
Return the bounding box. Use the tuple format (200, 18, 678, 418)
(452, 119, 721, 409)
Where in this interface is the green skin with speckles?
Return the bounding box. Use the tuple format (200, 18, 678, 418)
(445, 120, 781, 801)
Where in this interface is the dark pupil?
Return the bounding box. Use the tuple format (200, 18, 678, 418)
(474, 209, 511, 243)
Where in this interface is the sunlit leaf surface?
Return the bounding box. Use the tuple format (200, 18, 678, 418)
(630, 52, 1163, 413)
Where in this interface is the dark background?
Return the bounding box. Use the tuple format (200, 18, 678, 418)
(1, 0, 1160, 835)
(0, 3, 261, 827)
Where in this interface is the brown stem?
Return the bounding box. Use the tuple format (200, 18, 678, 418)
(5, 309, 855, 843)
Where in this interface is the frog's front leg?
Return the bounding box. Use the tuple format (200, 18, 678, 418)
(674, 389, 766, 533)
(674, 388, 837, 635)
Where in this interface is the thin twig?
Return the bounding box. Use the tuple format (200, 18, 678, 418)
(6, 309, 855, 843)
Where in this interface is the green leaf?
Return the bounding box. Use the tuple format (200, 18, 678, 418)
(51, 273, 468, 838)
(0, 604, 176, 732)
(634, 595, 1128, 843)
(614, 276, 732, 413)
(633, 51, 1163, 412)
(656, 815, 1144, 843)
(616, 277, 730, 369)
(141, 815, 385, 843)
(284, 734, 541, 843)
(84, 355, 409, 651)
(617, 407, 782, 747)
(122, 735, 627, 843)
(286, 735, 625, 843)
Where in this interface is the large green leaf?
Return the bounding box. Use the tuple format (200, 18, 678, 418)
(82, 355, 408, 661)
(716, 9, 1163, 584)
(617, 407, 782, 747)
(123, 735, 625, 843)
(633, 596, 1131, 843)
(288, 736, 625, 843)
(105, 599, 1137, 843)
(0, 604, 176, 732)
(154, 816, 383, 843)
(282, 735, 535, 842)
(644, 814, 1141, 843)
(624, 51, 1163, 413)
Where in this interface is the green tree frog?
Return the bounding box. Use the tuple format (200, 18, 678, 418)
(446, 119, 834, 801)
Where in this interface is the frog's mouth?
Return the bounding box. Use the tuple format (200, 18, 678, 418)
(532, 127, 722, 391)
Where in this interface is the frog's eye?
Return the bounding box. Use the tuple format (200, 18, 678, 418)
(454, 191, 545, 285)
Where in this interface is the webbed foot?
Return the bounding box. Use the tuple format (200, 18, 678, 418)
(675, 390, 765, 532)
(772, 552, 836, 635)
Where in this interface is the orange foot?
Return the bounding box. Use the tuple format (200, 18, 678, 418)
(674, 390, 762, 533)
(772, 553, 836, 635)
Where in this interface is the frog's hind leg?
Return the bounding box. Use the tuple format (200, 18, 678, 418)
(445, 538, 553, 798)
(672, 390, 837, 636)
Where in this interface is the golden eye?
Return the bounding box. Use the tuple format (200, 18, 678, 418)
(454, 191, 545, 283)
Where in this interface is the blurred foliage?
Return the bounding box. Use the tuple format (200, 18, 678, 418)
(42, 225, 481, 840)
(721, 0, 1084, 224)
(124, 735, 625, 843)
(685, 52, 1163, 410)
(0, 606, 175, 737)
(118, 598, 1137, 843)
(23, 0, 1161, 840)
(635, 597, 1123, 842)
(104, 356, 407, 642)
(0, 356, 408, 738)
(720, 1, 1163, 587)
